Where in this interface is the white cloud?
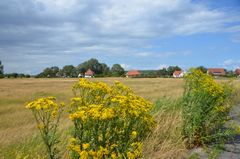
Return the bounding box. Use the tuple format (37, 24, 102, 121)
(222, 59, 240, 68)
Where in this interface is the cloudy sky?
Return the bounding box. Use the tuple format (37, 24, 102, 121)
(0, 0, 240, 74)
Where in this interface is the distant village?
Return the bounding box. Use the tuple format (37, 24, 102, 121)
(0, 59, 240, 78)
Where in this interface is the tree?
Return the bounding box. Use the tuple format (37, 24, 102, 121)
(225, 70, 235, 77)
(157, 68, 168, 77)
(167, 66, 181, 76)
(0, 60, 4, 76)
(196, 66, 207, 73)
(111, 64, 125, 77)
(61, 65, 77, 77)
(77, 58, 110, 76)
(101, 63, 110, 76)
(37, 66, 60, 78)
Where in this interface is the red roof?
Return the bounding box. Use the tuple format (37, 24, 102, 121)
(235, 68, 240, 75)
(85, 69, 94, 76)
(208, 68, 225, 76)
(173, 70, 182, 76)
(127, 70, 141, 76)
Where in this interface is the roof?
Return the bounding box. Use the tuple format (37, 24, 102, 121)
(127, 70, 141, 76)
(173, 70, 182, 76)
(207, 68, 225, 75)
(235, 68, 240, 75)
(85, 69, 94, 76)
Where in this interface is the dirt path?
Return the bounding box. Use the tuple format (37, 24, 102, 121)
(218, 104, 240, 159)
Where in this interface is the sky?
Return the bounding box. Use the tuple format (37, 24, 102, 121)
(0, 0, 240, 74)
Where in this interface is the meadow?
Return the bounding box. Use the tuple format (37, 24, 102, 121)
(0, 78, 184, 158)
(1, 77, 240, 159)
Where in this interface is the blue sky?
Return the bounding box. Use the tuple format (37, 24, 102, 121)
(0, 0, 240, 74)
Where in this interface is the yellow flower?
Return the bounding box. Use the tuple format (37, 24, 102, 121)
(131, 131, 137, 139)
(80, 150, 88, 159)
(127, 152, 136, 159)
(111, 152, 117, 159)
(82, 143, 90, 150)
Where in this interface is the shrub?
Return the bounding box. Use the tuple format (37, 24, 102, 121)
(26, 97, 65, 159)
(68, 79, 155, 159)
(182, 70, 233, 148)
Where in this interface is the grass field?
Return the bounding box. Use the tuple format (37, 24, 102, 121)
(1, 77, 240, 159)
(0, 78, 184, 158)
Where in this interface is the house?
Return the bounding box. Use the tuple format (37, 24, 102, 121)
(173, 70, 184, 78)
(235, 68, 240, 76)
(207, 68, 226, 76)
(126, 70, 141, 78)
(85, 69, 94, 78)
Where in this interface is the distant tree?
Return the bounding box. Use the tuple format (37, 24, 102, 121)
(77, 58, 110, 76)
(196, 66, 207, 73)
(101, 63, 110, 76)
(111, 64, 125, 77)
(18, 73, 25, 78)
(37, 66, 60, 78)
(167, 66, 181, 76)
(157, 68, 168, 77)
(225, 70, 235, 77)
(0, 60, 4, 76)
(61, 65, 77, 77)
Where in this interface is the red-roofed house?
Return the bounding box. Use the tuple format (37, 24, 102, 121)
(173, 70, 184, 78)
(235, 68, 240, 76)
(207, 68, 226, 76)
(85, 69, 94, 78)
(126, 70, 141, 78)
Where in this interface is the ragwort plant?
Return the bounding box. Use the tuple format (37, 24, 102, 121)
(26, 97, 65, 159)
(182, 69, 233, 148)
(68, 79, 155, 159)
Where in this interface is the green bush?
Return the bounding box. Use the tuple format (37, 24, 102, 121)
(182, 70, 233, 148)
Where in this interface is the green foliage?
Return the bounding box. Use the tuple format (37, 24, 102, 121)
(157, 68, 168, 77)
(196, 66, 207, 73)
(77, 58, 110, 76)
(167, 66, 181, 76)
(182, 69, 234, 148)
(37, 66, 60, 78)
(60, 65, 77, 77)
(157, 66, 182, 77)
(111, 64, 125, 77)
(4, 73, 31, 78)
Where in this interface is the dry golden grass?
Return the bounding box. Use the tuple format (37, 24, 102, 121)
(0, 78, 184, 147)
(1, 77, 240, 158)
(143, 99, 187, 159)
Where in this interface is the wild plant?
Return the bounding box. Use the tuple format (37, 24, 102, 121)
(182, 69, 233, 148)
(68, 79, 155, 159)
(26, 97, 64, 159)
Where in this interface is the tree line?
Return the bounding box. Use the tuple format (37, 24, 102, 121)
(36, 58, 125, 78)
(1, 58, 238, 78)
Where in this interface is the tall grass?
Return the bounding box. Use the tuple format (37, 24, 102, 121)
(143, 98, 187, 159)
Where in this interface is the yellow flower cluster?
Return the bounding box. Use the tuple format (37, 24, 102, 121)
(69, 138, 122, 159)
(26, 97, 64, 118)
(69, 79, 155, 158)
(69, 104, 115, 122)
(186, 70, 224, 98)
